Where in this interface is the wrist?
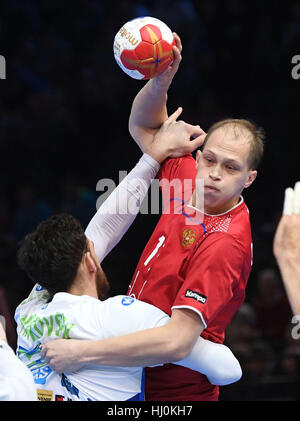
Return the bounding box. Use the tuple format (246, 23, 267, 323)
(150, 77, 171, 97)
(80, 340, 100, 364)
(145, 142, 168, 164)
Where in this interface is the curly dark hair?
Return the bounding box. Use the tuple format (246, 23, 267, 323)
(18, 213, 88, 295)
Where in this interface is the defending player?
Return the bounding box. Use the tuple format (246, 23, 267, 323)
(16, 114, 241, 401)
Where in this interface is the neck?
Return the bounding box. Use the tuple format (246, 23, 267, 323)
(67, 276, 98, 299)
(191, 190, 241, 215)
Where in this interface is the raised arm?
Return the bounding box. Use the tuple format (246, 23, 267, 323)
(85, 152, 159, 263)
(128, 33, 183, 152)
(86, 108, 205, 263)
(17, 111, 205, 310)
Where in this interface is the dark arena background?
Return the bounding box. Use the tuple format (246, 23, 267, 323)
(0, 0, 300, 401)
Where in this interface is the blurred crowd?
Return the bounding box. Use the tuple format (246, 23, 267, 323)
(0, 0, 300, 400)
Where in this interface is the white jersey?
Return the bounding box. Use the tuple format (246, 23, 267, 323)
(15, 284, 169, 401)
(0, 339, 37, 401)
(14, 153, 163, 401)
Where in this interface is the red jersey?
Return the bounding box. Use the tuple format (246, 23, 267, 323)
(127, 154, 253, 401)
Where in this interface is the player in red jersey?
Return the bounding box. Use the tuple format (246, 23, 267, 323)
(118, 33, 264, 401)
(41, 34, 264, 401)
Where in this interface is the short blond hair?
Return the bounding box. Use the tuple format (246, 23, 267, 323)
(203, 119, 265, 170)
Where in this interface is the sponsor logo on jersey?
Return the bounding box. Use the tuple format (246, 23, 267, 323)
(121, 296, 135, 306)
(181, 228, 196, 247)
(185, 289, 207, 304)
(32, 364, 52, 384)
(37, 389, 53, 401)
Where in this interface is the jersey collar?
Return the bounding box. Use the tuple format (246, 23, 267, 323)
(186, 195, 245, 217)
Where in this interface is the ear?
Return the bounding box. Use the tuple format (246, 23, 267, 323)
(85, 252, 97, 274)
(244, 170, 257, 189)
(195, 150, 202, 170)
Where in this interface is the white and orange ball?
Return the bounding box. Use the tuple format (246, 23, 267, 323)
(113, 16, 175, 80)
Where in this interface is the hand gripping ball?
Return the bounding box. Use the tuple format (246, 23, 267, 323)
(113, 16, 175, 80)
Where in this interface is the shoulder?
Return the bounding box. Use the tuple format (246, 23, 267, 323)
(227, 202, 252, 249)
(203, 200, 252, 247)
(15, 284, 51, 322)
(101, 296, 169, 335)
(103, 295, 161, 314)
(157, 154, 196, 181)
(201, 231, 244, 252)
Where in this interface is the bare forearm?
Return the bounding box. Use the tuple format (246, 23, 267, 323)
(79, 324, 186, 367)
(61, 326, 242, 386)
(129, 79, 169, 151)
(130, 79, 168, 130)
(77, 310, 202, 368)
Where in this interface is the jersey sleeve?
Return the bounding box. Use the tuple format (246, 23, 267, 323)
(157, 155, 196, 210)
(100, 296, 169, 339)
(172, 233, 246, 328)
(0, 340, 37, 401)
(157, 154, 196, 183)
(14, 284, 51, 323)
(85, 153, 160, 263)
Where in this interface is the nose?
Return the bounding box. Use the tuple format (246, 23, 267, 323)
(209, 166, 222, 180)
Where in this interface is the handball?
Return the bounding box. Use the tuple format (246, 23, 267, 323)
(113, 16, 175, 80)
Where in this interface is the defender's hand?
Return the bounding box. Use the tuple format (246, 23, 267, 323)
(41, 339, 86, 373)
(146, 107, 206, 163)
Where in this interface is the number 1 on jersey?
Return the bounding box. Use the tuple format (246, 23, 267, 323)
(144, 235, 166, 266)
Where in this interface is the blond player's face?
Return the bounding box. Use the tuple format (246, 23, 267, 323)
(195, 127, 257, 214)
